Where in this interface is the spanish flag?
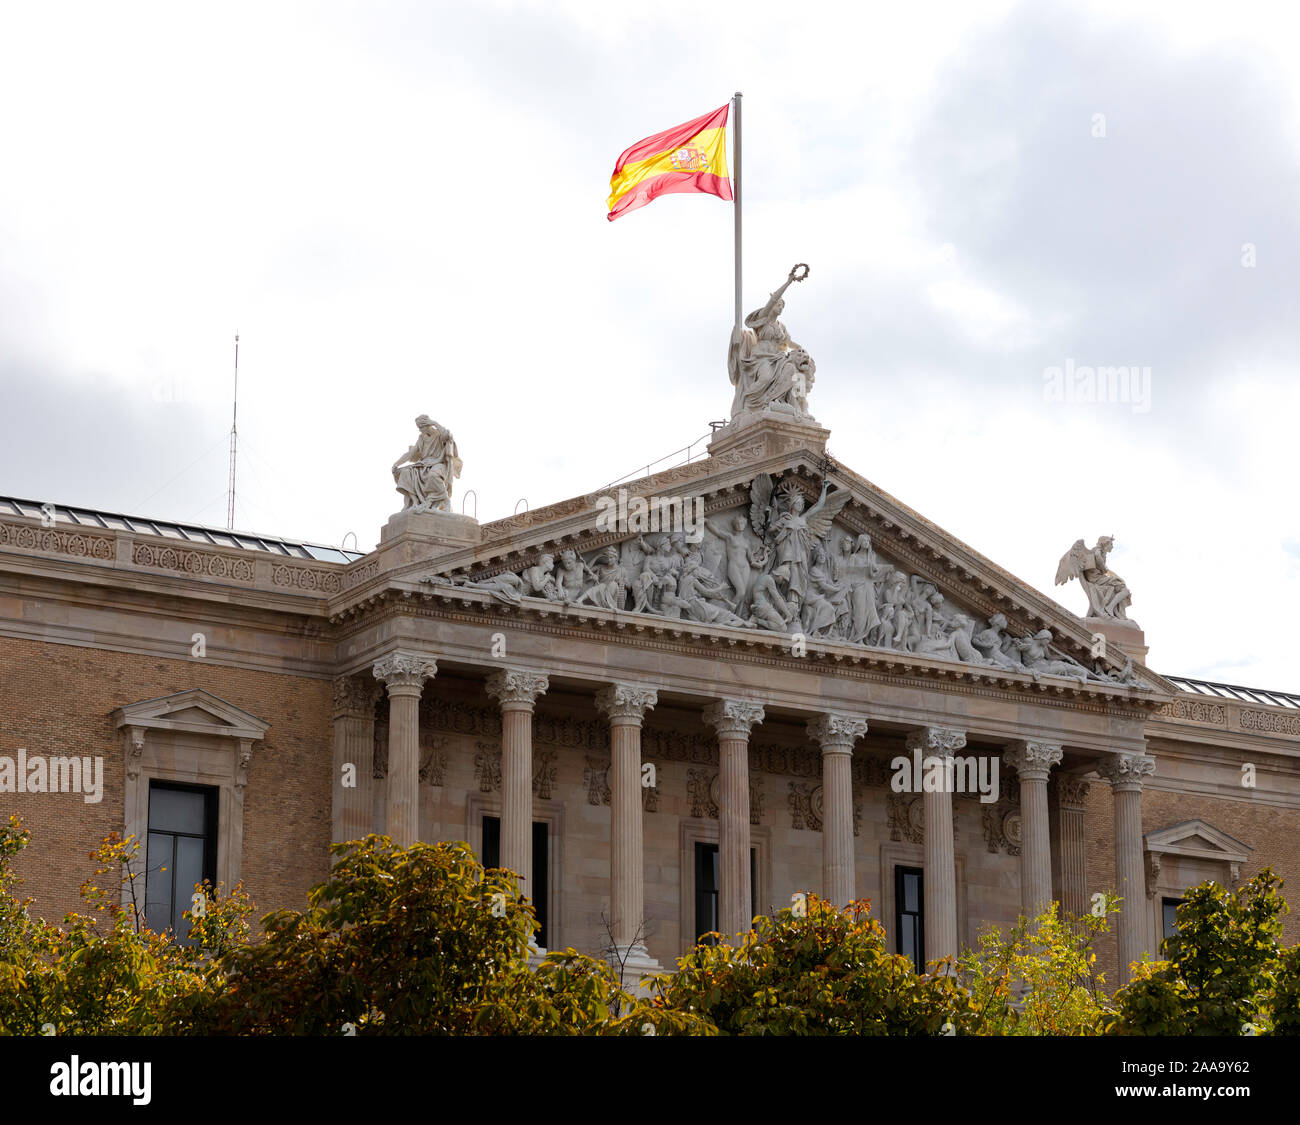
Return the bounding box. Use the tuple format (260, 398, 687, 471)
(607, 104, 732, 221)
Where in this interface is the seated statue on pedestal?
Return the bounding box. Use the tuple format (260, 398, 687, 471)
(392, 415, 462, 514)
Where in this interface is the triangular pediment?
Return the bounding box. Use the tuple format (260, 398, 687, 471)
(395, 431, 1171, 697)
(112, 688, 269, 740)
(1146, 820, 1252, 863)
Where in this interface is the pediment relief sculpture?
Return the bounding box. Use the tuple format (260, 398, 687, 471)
(424, 469, 1137, 687)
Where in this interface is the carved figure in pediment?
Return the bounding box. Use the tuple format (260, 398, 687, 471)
(521, 554, 561, 600)
(748, 570, 796, 631)
(971, 613, 1026, 671)
(837, 534, 886, 643)
(440, 568, 526, 605)
(555, 549, 587, 603)
(1013, 629, 1093, 682)
(573, 546, 630, 611)
(1055, 536, 1134, 621)
(706, 513, 767, 609)
(632, 536, 680, 613)
(768, 479, 852, 612)
(878, 570, 912, 649)
(802, 539, 849, 638)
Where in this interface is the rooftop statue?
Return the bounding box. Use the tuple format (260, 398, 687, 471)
(728, 263, 816, 421)
(1055, 536, 1135, 622)
(392, 415, 462, 514)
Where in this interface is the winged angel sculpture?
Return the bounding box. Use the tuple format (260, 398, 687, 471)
(428, 474, 1137, 686)
(1055, 536, 1134, 622)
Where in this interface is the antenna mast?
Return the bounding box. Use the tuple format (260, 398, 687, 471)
(226, 334, 239, 530)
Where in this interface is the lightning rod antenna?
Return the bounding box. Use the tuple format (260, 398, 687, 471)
(226, 333, 239, 530)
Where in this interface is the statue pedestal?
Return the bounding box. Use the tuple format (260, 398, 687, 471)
(377, 509, 481, 571)
(707, 411, 830, 463)
(1084, 617, 1148, 665)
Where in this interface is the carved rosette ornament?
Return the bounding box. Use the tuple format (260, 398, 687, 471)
(807, 714, 868, 754)
(595, 684, 659, 724)
(1095, 753, 1157, 792)
(1003, 741, 1063, 783)
(372, 652, 438, 693)
(702, 700, 765, 740)
(485, 668, 549, 710)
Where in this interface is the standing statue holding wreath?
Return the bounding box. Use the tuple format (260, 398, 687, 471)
(727, 263, 816, 421)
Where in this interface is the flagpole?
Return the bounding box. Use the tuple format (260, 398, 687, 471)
(733, 90, 742, 335)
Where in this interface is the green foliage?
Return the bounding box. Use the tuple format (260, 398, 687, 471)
(1111, 869, 1292, 1036)
(649, 896, 977, 1035)
(958, 897, 1116, 1035)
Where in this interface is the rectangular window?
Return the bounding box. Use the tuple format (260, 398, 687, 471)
(693, 842, 756, 945)
(1161, 896, 1184, 943)
(144, 781, 217, 943)
(895, 865, 925, 973)
(481, 816, 549, 948)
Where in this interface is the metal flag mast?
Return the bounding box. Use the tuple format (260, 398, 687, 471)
(226, 333, 239, 531)
(733, 90, 742, 335)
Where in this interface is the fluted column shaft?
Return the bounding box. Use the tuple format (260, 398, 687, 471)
(704, 700, 764, 941)
(909, 726, 965, 965)
(372, 653, 437, 848)
(596, 684, 658, 953)
(486, 669, 549, 905)
(1099, 753, 1156, 984)
(1004, 741, 1063, 918)
(1051, 776, 1091, 921)
(331, 676, 380, 847)
(808, 714, 868, 906)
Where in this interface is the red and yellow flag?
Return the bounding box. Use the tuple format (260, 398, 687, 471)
(607, 104, 732, 221)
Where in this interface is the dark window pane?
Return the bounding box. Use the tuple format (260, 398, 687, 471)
(148, 787, 207, 835)
(532, 821, 548, 948)
(1162, 897, 1184, 942)
(482, 815, 500, 869)
(895, 866, 925, 973)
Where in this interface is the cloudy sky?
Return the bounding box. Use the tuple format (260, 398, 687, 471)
(1, 0, 1296, 688)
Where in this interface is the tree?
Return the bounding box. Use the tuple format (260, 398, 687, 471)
(1111, 869, 1292, 1036)
(958, 897, 1116, 1035)
(649, 895, 978, 1035)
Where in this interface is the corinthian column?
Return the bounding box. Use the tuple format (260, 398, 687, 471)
(703, 699, 765, 941)
(372, 652, 437, 848)
(1003, 741, 1063, 919)
(1097, 752, 1156, 985)
(807, 713, 868, 906)
(596, 683, 659, 966)
(907, 725, 965, 965)
(332, 674, 381, 847)
(486, 668, 549, 902)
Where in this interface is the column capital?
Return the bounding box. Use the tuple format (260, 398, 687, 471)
(1003, 740, 1063, 782)
(372, 652, 438, 694)
(333, 674, 382, 718)
(1054, 774, 1091, 810)
(595, 683, 659, 725)
(1096, 752, 1156, 792)
(486, 668, 550, 709)
(703, 699, 765, 739)
(905, 725, 967, 759)
(807, 713, 868, 754)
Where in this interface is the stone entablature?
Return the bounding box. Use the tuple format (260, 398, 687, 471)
(1150, 692, 1300, 747)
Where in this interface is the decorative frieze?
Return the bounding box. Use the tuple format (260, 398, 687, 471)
(1157, 699, 1226, 725)
(271, 563, 342, 593)
(0, 522, 116, 560)
(1241, 710, 1300, 737)
(686, 768, 761, 824)
(583, 755, 658, 811)
(473, 744, 556, 799)
(130, 541, 254, 581)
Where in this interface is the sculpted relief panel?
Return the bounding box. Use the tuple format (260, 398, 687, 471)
(429, 470, 1136, 686)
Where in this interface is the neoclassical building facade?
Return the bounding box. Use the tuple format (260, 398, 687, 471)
(3, 407, 1299, 987)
